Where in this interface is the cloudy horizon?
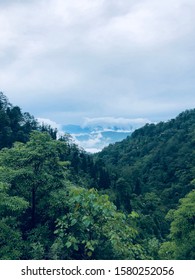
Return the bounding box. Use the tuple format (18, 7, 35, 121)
(1, 0, 195, 146)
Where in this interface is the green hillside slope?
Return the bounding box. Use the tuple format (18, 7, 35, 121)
(96, 109, 195, 258)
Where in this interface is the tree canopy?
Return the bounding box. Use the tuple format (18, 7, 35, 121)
(0, 92, 194, 260)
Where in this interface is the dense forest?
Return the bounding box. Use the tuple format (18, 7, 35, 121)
(0, 92, 194, 260)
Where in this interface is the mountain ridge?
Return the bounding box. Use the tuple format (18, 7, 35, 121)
(62, 119, 151, 152)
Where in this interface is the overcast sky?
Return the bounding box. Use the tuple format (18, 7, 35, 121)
(0, 0, 195, 128)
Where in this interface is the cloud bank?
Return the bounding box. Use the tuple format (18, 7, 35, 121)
(64, 116, 151, 152)
(83, 117, 152, 128)
(0, 0, 195, 127)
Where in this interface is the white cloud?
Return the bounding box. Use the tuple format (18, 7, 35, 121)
(37, 118, 64, 135)
(0, 0, 195, 128)
(83, 117, 151, 129)
(87, 0, 195, 51)
(73, 131, 105, 153)
(37, 117, 64, 138)
(37, 118, 61, 130)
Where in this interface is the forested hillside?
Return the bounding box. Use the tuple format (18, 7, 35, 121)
(95, 109, 195, 259)
(0, 92, 194, 260)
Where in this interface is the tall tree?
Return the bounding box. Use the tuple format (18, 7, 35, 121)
(0, 131, 67, 229)
(51, 187, 145, 260)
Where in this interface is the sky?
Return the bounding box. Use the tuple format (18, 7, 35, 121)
(0, 0, 195, 132)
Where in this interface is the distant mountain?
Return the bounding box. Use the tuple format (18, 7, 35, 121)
(62, 117, 151, 152)
(62, 124, 132, 152)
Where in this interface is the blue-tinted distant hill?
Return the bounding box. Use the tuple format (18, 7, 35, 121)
(62, 119, 150, 152)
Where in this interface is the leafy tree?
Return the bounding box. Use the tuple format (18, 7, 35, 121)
(50, 187, 145, 260)
(0, 131, 67, 229)
(39, 123, 58, 140)
(0, 182, 28, 259)
(159, 189, 195, 259)
(0, 92, 39, 148)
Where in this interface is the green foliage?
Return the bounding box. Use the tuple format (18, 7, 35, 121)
(96, 109, 195, 254)
(0, 182, 29, 215)
(0, 92, 61, 148)
(51, 187, 145, 260)
(0, 220, 24, 259)
(23, 225, 52, 259)
(0, 131, 68, 229)
(59, 135, 108, 189)
(159, 190, 195, 259)
(0, 182, 28, 259)
(0, 92, 38, 148)
(0, 92, 194, 260)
